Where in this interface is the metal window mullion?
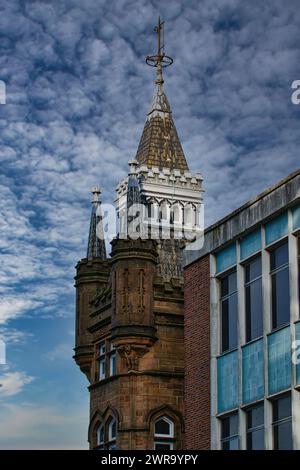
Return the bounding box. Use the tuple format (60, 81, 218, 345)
(247, 423, 264, 433)
(245, 274, 262, 287)
(270, 263, 289, 276)
(220, 290, 237, 302)
(272, 415, 292, 427)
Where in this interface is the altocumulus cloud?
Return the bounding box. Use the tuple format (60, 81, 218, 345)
(0, 0, 299, 449)
(0, 371, 34, 397)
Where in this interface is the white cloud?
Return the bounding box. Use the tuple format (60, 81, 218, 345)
(0, 0, 299, 450)
(0, 327, 33, 345)
(0, 371, 34, 397)
(0, 299, 41, 325)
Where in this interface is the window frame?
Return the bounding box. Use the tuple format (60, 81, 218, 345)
(220, 412, 239, 450)
(297, 236, 300, 317)
(219, 268, 238, 354)
(244, 255, 263, 343)
(272, 393, 293, 450)
(269, 240, 290, 331)
(154, 416, 174, 438)
(96, 339, 117, 381)
(109, 344, 117, 377)
(246, 402, 265, 450)
(153, 415, 175, 450)
(94, 416, 118, 450)
(98, 342, 106, 381)
(96, 423, 104, 449)
(108, 417, 117, 449)
(154, 441, 174, 450)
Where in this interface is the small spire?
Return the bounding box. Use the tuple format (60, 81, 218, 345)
(135, 19, 188, 172)
(91, 185, 101, 203)
(128, 159, 139, 175)
(126, 160, 142, 238)
(87, 186, 107, 260)
(127, 160, 141, 205)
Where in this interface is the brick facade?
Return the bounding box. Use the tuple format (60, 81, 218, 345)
(184, 254, 211, 449)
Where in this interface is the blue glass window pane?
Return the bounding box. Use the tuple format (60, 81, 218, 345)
(274, 420, 293, 450)
(242, 338, 264, 404)
(216, 244, 236, 273)
(221, 271, 237, 297)
(265, 213, 288, 245)
(222, 437, 239, 450)
(271, 267, 290, 329)
(217, 351, 239, 413)
(295, 322, 300, 385)
(221, 294, 238, 352)
(222, 414, 239, 438)
(268, 326, 291, 395)
(292, 205, 300, 230)
(240, 229, 261, 261)
(247, 428, 264, 450)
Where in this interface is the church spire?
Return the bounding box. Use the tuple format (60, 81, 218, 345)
(135, 18, 188, 172)
(87, 186, 106, 260)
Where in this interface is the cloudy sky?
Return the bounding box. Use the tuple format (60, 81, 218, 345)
(0, 0, 299, 449)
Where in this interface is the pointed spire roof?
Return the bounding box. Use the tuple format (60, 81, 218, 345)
(87, 186, 107, 260)
(135, 18, 189, 172)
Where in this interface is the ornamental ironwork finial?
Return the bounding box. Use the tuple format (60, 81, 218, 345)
(146, 17, 173, 85)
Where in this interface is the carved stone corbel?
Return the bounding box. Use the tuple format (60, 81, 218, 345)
(117, 344, 149, 372)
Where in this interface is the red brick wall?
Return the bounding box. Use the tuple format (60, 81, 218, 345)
(184, 255, 211, 450)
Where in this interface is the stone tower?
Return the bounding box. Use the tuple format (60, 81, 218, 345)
(74, 19, 203, 450)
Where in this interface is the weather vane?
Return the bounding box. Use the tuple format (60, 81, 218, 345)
(146, 17, 173, 85)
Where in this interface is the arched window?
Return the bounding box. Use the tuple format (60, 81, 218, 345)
(96, 424, 104, 449)
(184, 204, 193, 227)
(159, 202, 169, 221)
(154, 416, 174, 450)
(171, 204, 181, 224)
(108, 417, 117, 449)
(93, 415, 118, 450)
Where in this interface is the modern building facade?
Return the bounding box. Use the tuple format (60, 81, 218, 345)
(74, 20, 203, 450)
(184, 169, 300, 450)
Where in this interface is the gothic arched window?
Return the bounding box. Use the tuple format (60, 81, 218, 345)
(96, 424, 104, 449)
(154, 416, 174, 450)
(108, 417, 117, 449)
(93, 416, 118, 450)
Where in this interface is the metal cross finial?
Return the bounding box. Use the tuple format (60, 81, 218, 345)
(146, 17, 173, 85)
(154, 16, 164, 59)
